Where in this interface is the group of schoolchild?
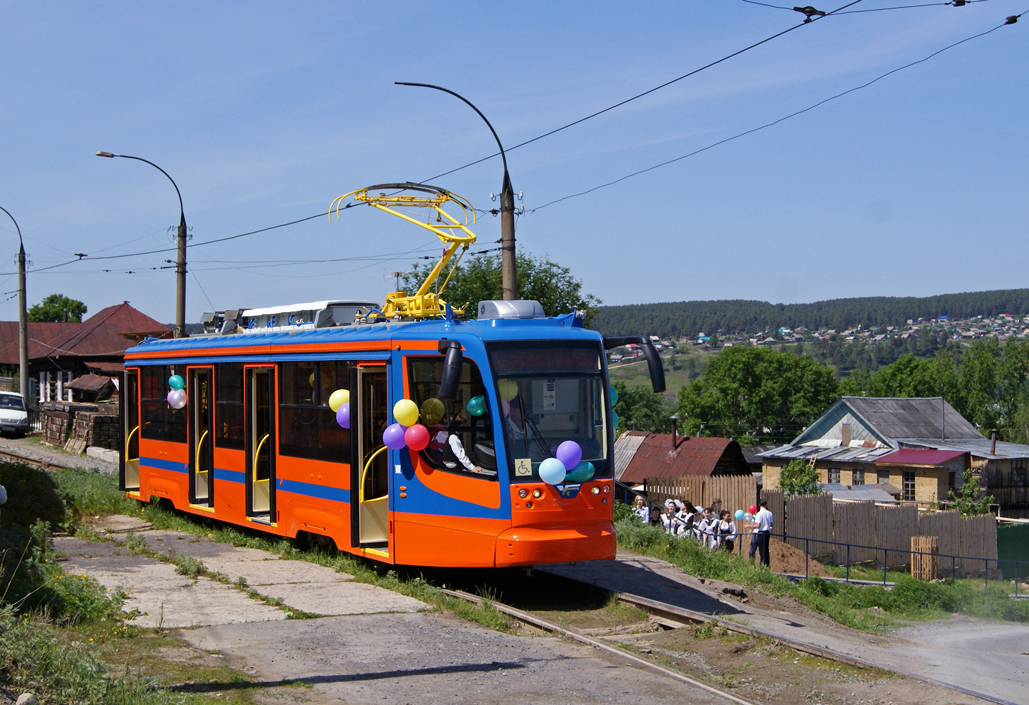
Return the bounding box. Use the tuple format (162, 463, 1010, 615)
(632, 496, 774, 565)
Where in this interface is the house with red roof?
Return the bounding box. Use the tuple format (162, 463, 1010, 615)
(615, 431, 751, 485)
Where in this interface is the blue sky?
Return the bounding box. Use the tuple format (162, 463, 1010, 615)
(1, 1, 1026, 324)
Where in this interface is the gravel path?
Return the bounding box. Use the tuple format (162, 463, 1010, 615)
(0, 435, 116, 474)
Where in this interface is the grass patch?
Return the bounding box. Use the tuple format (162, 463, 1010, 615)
(615, 518, 1029, 631)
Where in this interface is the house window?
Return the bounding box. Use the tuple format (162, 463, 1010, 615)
(852, 469, 864, 485)
(877, 469, 890, 485)
(1013, 459, 1027, 488)
(902, 470, 916, 501)
(948, 471, 957, 496)
(828, 467, 841, 484)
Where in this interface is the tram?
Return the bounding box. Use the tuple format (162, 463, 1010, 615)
(119, 184, 664, 568)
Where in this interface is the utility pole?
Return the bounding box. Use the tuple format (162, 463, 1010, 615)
(0, 206, 28, 402)
(96, 152, 188, 337)
(396, 82, 517, 300)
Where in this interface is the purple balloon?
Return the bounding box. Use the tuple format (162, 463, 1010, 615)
(555, 440, 582, 472)
(336, 402, 350, 429)
(383, 422, 407, 450)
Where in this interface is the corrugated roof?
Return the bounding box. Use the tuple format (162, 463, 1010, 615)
(66, 374, 114, 393)
(842, 396, 981, 441)
(85, 360, 125, 373)
(614, 431, 649, 480)
(819, 483, 897, 502)
(897, 438, 1029, 461)
(0, 322, 80, 365)
(760, 445, 893, 463)
(619, 433, 750, 484)
(874, 448, 966, 466)
(33, 303, 169, 359)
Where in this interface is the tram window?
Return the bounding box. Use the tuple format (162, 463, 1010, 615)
(140, 365, 186, 443)
(407, 357, 497, 479)
(279, 360, 352, 462)
(215, 363, 244, 450)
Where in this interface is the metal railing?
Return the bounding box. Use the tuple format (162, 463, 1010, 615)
(27, 408, 43, 433)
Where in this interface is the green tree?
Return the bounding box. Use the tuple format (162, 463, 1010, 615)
(947, 468, 995, 516)
(28, 293, 86, 323)
(959, 339, 1002, 430)
(612, 381, 675, 434)
(677, 346, 839, 444)
(402, 251, 600, 326)
(778, 459, 822, 496)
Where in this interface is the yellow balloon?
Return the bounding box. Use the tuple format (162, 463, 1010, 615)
(308, 372, 316, 387)
(498, 379, 519, 401)
(393, 398, 420, 427)
(328, 389, 350, 412)
(421, 398, 445, 424)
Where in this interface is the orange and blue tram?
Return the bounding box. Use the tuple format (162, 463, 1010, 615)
(120, 299, 665, 568)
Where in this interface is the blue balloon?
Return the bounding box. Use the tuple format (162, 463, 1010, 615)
(611, 412, 619, 429)
(609, 385, 619, 406)
(336, 402, 350, 429)
(168, 374, 185, 391)
(734, 509, 745, 521)
(539, 457, 567, 485)
(564, 460, 595, 483)
(382, 422, 407, 450)
(467, 395, 487, 417)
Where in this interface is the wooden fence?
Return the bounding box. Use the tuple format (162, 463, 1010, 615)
(832, 502, 876, 565)
(646, 475, 758, 518)
(876, 504, 919, 569)
(784, 493, 834, 559)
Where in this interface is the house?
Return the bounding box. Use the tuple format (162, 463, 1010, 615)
(0, 321, 79, 395)
(760, 397, 1029, 516)
(616, 431, 751, 486)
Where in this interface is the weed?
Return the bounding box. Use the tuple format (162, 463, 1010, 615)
(124, 530, 147, 553)
(171, 554, 206, 578)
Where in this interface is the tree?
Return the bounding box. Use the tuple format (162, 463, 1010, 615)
(677, 346, 839, 444)
(401, 251, 601, 326)
(28, 294, 86, 323)
(612, 381, 675, 434)
(947, 468, 994, 517)
(778, 459, 821, 496)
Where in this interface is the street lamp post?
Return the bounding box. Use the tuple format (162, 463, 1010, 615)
(96, 152, 188, 338)
(0, 206, 28, 403)
(395, 82, 517, 301)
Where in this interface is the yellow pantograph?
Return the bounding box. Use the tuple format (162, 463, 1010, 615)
(329, 183, 476, 320)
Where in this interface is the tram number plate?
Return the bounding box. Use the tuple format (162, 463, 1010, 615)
(514, 458, 532, 477)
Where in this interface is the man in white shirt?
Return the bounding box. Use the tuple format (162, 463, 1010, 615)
(748, 499, 773, 566)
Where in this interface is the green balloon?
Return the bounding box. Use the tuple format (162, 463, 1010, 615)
(467, 395, 487, 417)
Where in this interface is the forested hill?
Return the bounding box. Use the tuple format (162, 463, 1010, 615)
(591, 289, 1029, 338)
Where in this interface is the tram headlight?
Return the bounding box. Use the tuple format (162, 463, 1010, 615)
(531, 489, 542, 499)
(518, 489, 528, 499)
(525, 501, 533, 509)
(591, 486, 601, 495)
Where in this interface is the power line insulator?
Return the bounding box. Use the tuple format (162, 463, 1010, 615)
(793, 5, 826, 22)
(1005, 15, 1018, 24)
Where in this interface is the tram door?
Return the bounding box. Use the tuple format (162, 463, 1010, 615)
(351, 365, 389, 549)
(122, 369, 140, 492)
(188, 368, 214, 506)
(245, 366, 276, 520)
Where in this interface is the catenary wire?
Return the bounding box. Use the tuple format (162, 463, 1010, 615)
(528, 15, 1019, 213)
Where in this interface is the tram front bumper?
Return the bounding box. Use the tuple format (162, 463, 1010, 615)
(495, 521, 616, 568)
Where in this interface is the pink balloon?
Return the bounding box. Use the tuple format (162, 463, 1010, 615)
(405, 424, 430, 451)
(383, 422, 407, 450)
(500, 397, 510, 417)
(427, 425, 447, 450)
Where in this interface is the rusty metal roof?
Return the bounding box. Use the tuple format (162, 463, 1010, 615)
(66, 373, 115, 393)
(85, 360, 125, 374)
(614, 431, 649, 480)
(0, 322, 80, 365)
(619, 433, 751, 484)
(874, 448, 966, 466)
(32, 302, 169, 359)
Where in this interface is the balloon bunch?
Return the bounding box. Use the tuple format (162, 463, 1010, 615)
(329, 389, 350, 429)
(609, 385, 620, 430)
(382, 399, 432, 451)
(539, 440, 595, 486)
(167, 374, 186, 409)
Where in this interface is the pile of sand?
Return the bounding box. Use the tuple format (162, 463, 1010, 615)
(768, 539, 832, 577)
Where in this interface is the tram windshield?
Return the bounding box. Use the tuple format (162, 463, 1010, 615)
(487, 341, 610, 481)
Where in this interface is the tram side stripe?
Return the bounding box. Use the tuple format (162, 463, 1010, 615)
(141, 457, 187, 474)
(277, 478, 350, 504)
(213, 467, 245, 484)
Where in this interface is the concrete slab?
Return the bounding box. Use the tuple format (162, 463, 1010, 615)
(257, 580, 425, 616)
(91, 515, 152, 534)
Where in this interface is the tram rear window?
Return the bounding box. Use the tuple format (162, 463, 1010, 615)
(215, 363, 244, 450)
(279, 360, 353, 463)
(140, 365, 186, 443)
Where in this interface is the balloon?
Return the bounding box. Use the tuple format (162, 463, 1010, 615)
(308, 372, 316, 387)
(393, 399, 419, 427)
(421, 398, 445, 424)
(555, 441, 582, 472)
(498, 379, 519, 401)
(168, 374, 185, 391)
(167, 389, 186, 409)
(500, 397, 510, 417)
(734, 509, 745, 521)
(383, 423, 408, 450)
(564, 460, 595, 483)
(329, 389, 350, 412)
(539, 457, 567, 485)
(335, 402, 350, 429)
(427, 424, 448, 450)
(467, 395, 487, 417)
(611, 412, 620, 429)
(744, 513, 754, 522)
(405, 424, 430, 451)
(609, 385, 619, 406)
(748, 504, 758, 515)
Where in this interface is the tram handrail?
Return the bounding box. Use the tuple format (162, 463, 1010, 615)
(195, 429, 209, 473)
(254, 433, 270, 482)
(361, 445, 389, 504)
(125, 425, 139, 462)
